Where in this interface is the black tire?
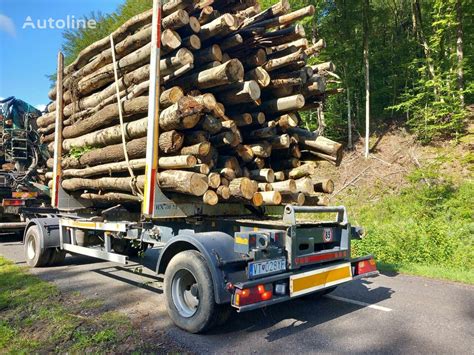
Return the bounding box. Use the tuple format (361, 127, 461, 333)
(112, 239, 148, 257)
(47, 248, 67, 266)
(164, 250, 219, 333)
(24, 226, 52, 267)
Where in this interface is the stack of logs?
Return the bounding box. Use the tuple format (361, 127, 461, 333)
(38, 0, 343, 208)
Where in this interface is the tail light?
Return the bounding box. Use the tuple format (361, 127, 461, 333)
(233, 284, 273, 307)
(2, 199, 26, 207)
(355, 258, 377, 275)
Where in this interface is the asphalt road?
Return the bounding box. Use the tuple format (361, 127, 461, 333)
(1, 237, 473, 354)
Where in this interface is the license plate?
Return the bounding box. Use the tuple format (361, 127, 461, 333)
(290, 263, 352, 297)
(248, 258, 286, 278)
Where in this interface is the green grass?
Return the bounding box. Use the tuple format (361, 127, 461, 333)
(0, 256, 174, 353)
(343, 162, 474, 284)
(377, 262, 474, 284)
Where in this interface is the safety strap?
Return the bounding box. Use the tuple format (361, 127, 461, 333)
(109, 34, 143, 199)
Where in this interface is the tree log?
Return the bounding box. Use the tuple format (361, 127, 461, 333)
(249, 168, 274, 183)
(270, 179, 297, 193)
(63, 96, 149, 139)
(160, 96, 204, 131)
(295, 177, 315, 194)
(228, 177, 257, 200)
(313, 179, 334, 194)
(280, 192, 305, 206)
(259, 191, 282, 205)
(158, 170, 208, 196)
(173, 59, 244, 90)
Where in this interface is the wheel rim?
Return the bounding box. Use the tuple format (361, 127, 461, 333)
(171, 269, 200, 318)
(27, 235, 36, 260)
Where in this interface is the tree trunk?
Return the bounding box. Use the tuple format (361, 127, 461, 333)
(364, 0, 370, 159)
(456, 0, 465, 107)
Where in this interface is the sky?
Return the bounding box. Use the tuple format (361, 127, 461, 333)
(0, 0, 123, 111)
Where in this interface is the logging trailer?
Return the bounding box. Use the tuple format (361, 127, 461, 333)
(23, 0, 378, 333)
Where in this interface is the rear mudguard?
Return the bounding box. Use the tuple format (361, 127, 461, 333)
(157, 231, 240, 304)
(23, 218, 60, 250)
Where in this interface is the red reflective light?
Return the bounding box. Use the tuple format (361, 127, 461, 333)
(356, 258, 377, 275)
(2, 199, 25, 207)
(233, 284, 273, 307)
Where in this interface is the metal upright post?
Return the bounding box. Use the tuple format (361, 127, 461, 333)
(142, 0, 163, 218)
(51, 52, 64, 208)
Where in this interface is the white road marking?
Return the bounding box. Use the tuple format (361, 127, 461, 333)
(325, 294, 393, 312)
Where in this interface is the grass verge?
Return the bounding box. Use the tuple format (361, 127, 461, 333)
(345, 161, 473, 285)
(377, 262, 474, 284)
(0, 256, 178, 353)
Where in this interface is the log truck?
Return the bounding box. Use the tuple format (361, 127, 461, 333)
(0, 97, 50, 233)
(23, 0, 378, 333)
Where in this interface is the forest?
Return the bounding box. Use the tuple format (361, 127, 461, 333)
(57, 0, 473, 145)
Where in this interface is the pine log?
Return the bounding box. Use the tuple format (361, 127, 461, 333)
(269, 134, 291, 149)
(183, 163, 211, 175)
(234, 145, 254, 163)
(277, 113, 299, 130)
(249, 168, 274, 183)
(161, 86, 185, 108)
(159, 130, 185, 154)
(172, 59, 244, 90)
(163, 9, 190, 30)
(259, 191, 282, 205)
(160, 96, 204, 131)
(194, 44, 223, 66)
(228, 177, 257, 200)
(202, 190, 219, 205)
(184, 130, 209, 145)
(207, 172, 221, 189)
(60, 159, 146, 178)
(304, 194, 330, 206)
(80, 192, 141, 203)
(241, 0, 290, 28)
(230, 113, 253, 127)
(198, 6, 215, 25)
(258, 183, 273, 192)
(287, 163, 315, 179)
(263, 49, 306, 72)
(249, 5, 315, 30)
(216, 185, 231, 200)
(295, 177, 315, 194)
(244, 67, 271, 87)
(199, 14, 235, 42)
(305, 39, 326, 57)
(270, 179, 297, 193)
(62, 176, 146, 193)
(63, 96, 149, 139)
(270, 157, 300, 171)
(280, 192, 305, 206)
(158, 170, 208, 196)
(274, 171, 286, 181)
(220, 34, 243, 51)
(163, 0, 194, 16)
(256, 94, 305, 114)
(192, 93, 217, 111)
(313, 179, 334, 194)
(215, 80, 261, 104)
(58, 9, 153, 82)
(159, 155, 197, 169)
(198, 115, 222, 134)
(182, 34, 202, 50)
(249, 142, 272, 158)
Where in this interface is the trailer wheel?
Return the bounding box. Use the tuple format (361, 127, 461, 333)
(24, 226, 52, 267)
(164, 250, 218, 333)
